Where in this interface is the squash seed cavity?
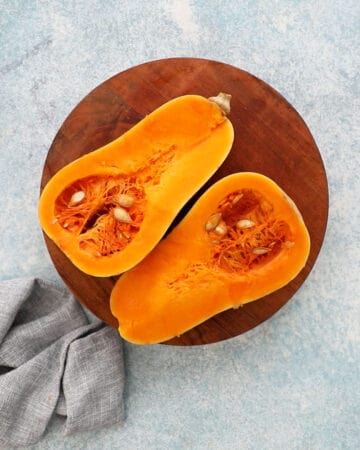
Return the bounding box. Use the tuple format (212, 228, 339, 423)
(205, 189, 294, 273)
(55, 174, 146, 257)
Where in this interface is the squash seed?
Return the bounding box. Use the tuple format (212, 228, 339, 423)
(237, 219, 255, 229)
(215, 221, 227, 236)
(116, 193, 134, 208)
(232, 194, 243, 205)
(252, 247, 270, 255)
(113, 207, 132, 223)
(205, 213, 222, 231)
(69, 190, 85, 205)
(285, 240, 295, 248)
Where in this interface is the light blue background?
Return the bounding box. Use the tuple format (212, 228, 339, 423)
(1, 1, 359, 449)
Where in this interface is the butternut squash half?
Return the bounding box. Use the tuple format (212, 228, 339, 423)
(110, 172, 310, 344)
(39, 94, 234, 276)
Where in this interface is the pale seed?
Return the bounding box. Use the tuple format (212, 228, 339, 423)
(252, 247, 270, 255)
(285, 240, 295, 248)
(237, 219, 255, 229)
(222, 201, 231, 209)
(113, 207, 132, 223)
(205, 212, 222, 231)
(69, 190, 85, 205)
(232, 194, 243, 205)
(116, 193, 134, 208)
(215, 221, 227, 236)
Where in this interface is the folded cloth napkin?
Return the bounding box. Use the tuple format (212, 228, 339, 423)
(0, 278, 125, 448)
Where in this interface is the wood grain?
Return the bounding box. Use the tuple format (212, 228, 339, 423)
(40, 57, 328, 346)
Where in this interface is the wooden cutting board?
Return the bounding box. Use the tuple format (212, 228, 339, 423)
(40, 57, 328, 346)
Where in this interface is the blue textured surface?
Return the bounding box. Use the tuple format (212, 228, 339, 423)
(1, 1, 359, 449)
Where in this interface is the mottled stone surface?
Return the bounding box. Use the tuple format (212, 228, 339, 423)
(0, 1, 359, 449)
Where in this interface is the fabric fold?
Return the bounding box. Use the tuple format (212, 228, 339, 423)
(0, 278, 124, 448)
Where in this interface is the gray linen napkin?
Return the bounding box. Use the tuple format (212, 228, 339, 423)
(0, 278, 125, 447)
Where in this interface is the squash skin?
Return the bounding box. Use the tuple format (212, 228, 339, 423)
(39, 95, 234, 276)
(110, 172, 311, 344)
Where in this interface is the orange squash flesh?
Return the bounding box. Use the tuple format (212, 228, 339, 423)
(39, 94, 234, 276)
(110, 172, 311, 344)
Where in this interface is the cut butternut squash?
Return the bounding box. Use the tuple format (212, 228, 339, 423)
(39, 94, 234, 276)
(110, 172, 311, 344)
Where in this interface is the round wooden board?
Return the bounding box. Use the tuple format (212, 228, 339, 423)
(40, 57, 328, 346)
